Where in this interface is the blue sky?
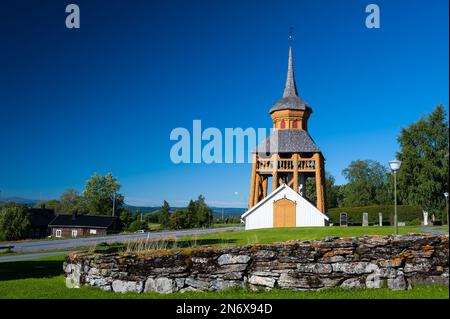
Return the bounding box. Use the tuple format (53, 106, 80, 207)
(0, 0, 448, 207)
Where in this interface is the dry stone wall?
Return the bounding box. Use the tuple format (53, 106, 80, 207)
(63, 234, 449, 293)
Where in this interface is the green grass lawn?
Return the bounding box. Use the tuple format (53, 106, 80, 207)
(176, 226, 428, 248)
(0, 255, 447, 299)
(0, 227, 447, 299)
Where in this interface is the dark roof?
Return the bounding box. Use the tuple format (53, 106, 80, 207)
(269, 46, 312, 114)
(254, 129, 321, 153)
(48, 214, 119, 228)
(270, 96, 311, 113)
(28, 208, 55, 227)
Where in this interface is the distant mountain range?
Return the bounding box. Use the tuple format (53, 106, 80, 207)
(0, 197, 246, 217)
(127, 205, 245, 217)
(0, 196, 38, 205)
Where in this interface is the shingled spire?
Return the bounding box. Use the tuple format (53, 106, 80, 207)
(282, 46, 299, 98)
(269, 42, 311, 114)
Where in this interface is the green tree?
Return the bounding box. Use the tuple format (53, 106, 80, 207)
(158, 200, 171, 228)
(185, 200, 197, 228)
(119, 206, 133, 229)
(83, 173, 124, 216)
(305, 172, 343, 209)
(194, 195, 213, 227)
(146, 211, 160, 223)
(0, 204, 31, 241)
(167, 195, 213, 230)
(128, 219, 148, 232)
(169, 209, 189, 230)
(325, 174, 345, 209)
(341, 160, 390, 207)
(135, 208, 143, 222)
(59, 188, 87, 214)
(397, 105, 449, 220)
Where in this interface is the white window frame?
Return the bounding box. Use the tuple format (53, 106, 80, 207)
(71, 230, 78, 237)
(55, 229, 62, 238)
(89, 229, 97, 235)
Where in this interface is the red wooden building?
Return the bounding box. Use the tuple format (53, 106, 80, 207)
(48, 212, 123, 238)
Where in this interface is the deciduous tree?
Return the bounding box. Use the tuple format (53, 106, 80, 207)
(83, 173, 124, 216)
(59, 188, 87, 214)
(0, 204, 31, 241)
(341, 160, 390, 207)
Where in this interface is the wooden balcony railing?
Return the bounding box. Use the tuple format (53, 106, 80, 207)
(256, 158, 316, 172)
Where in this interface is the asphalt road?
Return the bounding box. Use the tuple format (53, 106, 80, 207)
(0, 251, 81, 263)
(4, 226, 244, 253)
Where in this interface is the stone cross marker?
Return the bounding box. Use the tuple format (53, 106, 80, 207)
(340, 212, 347, 227)
(362, 212, 369, 226)
(379, 213, 383, 226)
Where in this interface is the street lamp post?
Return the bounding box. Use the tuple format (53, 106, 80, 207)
(444, 192, 449, 228)
(389, 160, 401, 235)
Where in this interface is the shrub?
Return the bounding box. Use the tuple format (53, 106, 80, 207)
(407, 218, 422, 226)
(128, 220, 149, 232)
(328, 205, 422, 226)
(0, 204, 31, 241)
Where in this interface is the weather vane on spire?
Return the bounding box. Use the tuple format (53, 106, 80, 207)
(288, 26, 294, 43)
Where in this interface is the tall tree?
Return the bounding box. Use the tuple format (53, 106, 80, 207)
(59, 188, 87, 214)
(185, 200, 198, 228)
(325, 173, 344, 208)
(167, 196, 213, 230)
(341, 160, 390, 207)
(119, 206, 133, 229)
(83, 173, 124, 216)
(194, 195, 213, 227)
(158, 200, 171, 228)
(397, 105, 449, 219)
(0, 204, 31, 241)
(169, 209, 189, 230)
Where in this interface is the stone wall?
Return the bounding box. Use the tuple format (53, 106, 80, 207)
(63, 234, 449, 293)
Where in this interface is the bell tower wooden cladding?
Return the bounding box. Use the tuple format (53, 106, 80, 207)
(248, 45, 326, 213)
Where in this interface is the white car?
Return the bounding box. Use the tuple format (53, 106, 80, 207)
(135, 230, 146, 234)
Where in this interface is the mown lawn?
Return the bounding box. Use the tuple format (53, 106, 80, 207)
(176, 226, 428, 247)
(0, 227, 447, 299)
(0, 255, 447, 299)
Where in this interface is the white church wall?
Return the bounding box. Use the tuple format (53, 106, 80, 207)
(243, 184, 328, 230)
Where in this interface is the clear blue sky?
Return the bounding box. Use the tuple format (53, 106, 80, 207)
(0, 0, 448, 207)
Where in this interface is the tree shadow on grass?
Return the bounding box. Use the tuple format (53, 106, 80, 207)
(0, 260, 63, 281)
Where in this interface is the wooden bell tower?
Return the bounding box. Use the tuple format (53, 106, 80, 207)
(248, 43, 326, 213)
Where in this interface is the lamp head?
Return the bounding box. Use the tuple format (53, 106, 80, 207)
(444, 192, 449, 198)
(389, 160, 401, 172)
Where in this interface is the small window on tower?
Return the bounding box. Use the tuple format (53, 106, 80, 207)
(280, 119, 286, 129)
(293, 120, 298, 128)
